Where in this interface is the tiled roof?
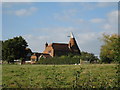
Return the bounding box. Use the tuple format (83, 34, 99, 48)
(51, 43, 70, 51)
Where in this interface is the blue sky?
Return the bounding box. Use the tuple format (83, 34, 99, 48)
(2, 2, 118, 56)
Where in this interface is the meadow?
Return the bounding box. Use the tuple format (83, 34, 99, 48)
(2, 64, 119, 89)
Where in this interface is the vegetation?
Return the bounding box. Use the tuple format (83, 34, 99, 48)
(38, 52, 99, 65)
(2, 34, 120, 89)
(100, 34, 120, 63)
(2, 64, 118, 88)
(38, 55, 80, 64)
(2, 36, 28, 63)
(3, 34, 120, 64)
(80, 51, 99, 63)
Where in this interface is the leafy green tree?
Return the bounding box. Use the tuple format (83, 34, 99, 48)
(2, 36, 28, 63)
(100, 34, 120, 63)
(80, 51, 99, 63)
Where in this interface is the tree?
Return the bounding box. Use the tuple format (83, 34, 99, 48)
(2, 36, 28, 63)
(100, 34, 120, 63)
(80, 51, 99, 63)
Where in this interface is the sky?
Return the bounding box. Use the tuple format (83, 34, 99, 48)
(2, 2, 118, 56)
(2, 0, 120, 2)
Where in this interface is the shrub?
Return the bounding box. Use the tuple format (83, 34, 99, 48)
(37, 56, 80, 65)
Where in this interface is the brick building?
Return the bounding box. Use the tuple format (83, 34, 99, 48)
(30, 32, 81, 63)
(43, 32, 81, 57)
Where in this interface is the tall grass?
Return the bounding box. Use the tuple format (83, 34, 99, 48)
(2, 64, 118, 89)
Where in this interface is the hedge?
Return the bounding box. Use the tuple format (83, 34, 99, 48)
(37, 57, 80, 65)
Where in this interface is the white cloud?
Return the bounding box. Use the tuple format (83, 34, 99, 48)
(101, 10, 118, 34)
(103, 24, 112, 30)
(77, 32, 97, 44)
(4, 6, 38, 16)
(14, 7, 37, 16)
(23, 34, 49, 52)
(107, 10, 118, 24)
(76, 32, 102, 55)
(90, 18, 105, 23)
(89, 10, 118, 34)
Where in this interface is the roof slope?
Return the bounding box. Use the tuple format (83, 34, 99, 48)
(69, 37, 81, 54)
(51, 43, 69, 51)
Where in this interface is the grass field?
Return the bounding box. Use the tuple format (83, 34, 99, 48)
(2, 64, 119, 88)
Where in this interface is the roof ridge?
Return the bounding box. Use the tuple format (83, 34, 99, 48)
(52, 43, 68, 45)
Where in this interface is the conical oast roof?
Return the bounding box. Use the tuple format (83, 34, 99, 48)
(68, 32, 81, 54)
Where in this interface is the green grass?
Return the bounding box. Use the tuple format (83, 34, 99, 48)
(2, 64, 119, 88)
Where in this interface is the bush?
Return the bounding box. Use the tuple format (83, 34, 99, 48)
(37, 52, 99, 65)
(37, 56, 80, 65)
(79, 52, 99, 63)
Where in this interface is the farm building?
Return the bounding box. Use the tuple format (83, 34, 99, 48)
(30, 32, 81, 63)
(43, 32, 81, 57)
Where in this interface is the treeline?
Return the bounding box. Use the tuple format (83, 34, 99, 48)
(1, 33, 120, 64)
(37, 52, 99, 64)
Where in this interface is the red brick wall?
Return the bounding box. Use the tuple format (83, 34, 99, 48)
(43, 46, 54, 57)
